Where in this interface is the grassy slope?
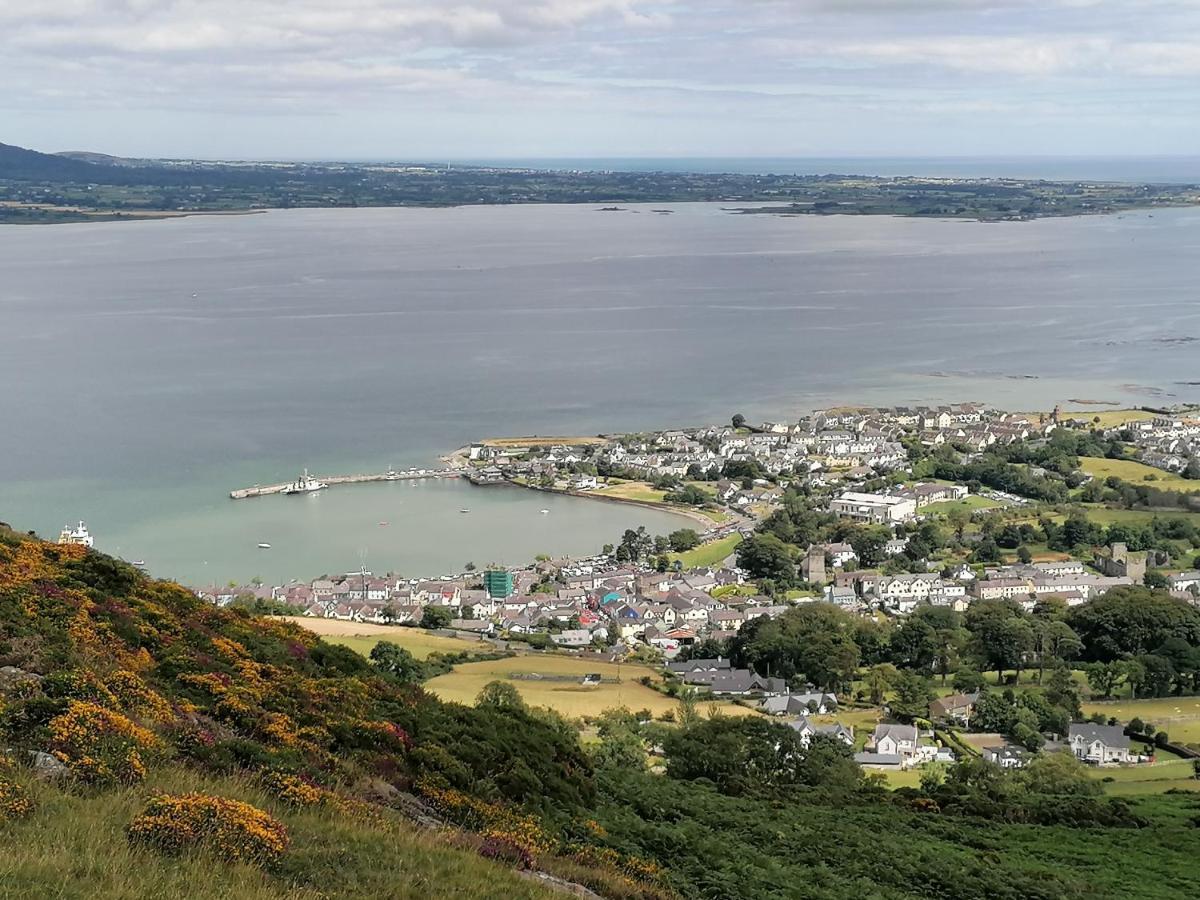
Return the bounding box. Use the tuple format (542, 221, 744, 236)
(1079, 457, 1200, 493)
(0, 767, 555, 900)
(670, 534, 742, 569)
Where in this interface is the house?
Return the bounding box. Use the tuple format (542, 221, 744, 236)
(1068, 723, 1131, 765)
(667, 657, 732, 676)
(789, 716, 854, 748)
(760, 691, 838, 716)
(983, 745, 1029, 769)
(823, 543, 858, 568)
(869, 723, 918, 762)
(929, 692, 979, 726)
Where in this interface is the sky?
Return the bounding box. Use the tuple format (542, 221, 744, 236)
(2, 0, 1200, 160)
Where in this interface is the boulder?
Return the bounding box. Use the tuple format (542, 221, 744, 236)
(0, 666, 43, 692)
(29, 750, 68, 781)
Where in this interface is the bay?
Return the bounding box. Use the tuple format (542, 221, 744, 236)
(2, 202, 1199, 584)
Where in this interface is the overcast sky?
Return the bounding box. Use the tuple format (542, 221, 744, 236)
(3, 0, 1199, 160)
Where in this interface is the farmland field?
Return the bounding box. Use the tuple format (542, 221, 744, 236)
(276, 616, 483, 659)
(423, 654, 759, 718)
(1076, 506, 1200, 527)
(1079, 457, 1200, 492)
(1081, 696, 1200, 744)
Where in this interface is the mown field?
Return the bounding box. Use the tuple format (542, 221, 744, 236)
(1079, 457, 1200, 492)
(423, 655, 756, 718)
(276, 617, 483, 659)
(671, 534, 742, 569)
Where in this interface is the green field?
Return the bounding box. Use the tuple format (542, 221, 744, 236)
(594, 480, 668, 503)
(423, 654, 758, 718)
(671, 533, 742, 569)
(1081, 697, 1200, 744)
(1080, 457, 1200, 492)
(1076, 505, 1200, 527)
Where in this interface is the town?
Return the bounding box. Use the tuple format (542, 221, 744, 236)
(193, 401, 1200, 787)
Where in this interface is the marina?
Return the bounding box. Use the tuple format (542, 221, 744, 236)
(230, 467, 461, 499)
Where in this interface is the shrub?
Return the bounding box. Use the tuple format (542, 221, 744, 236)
(48, 700, 159, 785)
(478, 834, 535, 870)
(0, 773, 34, 821)
(127, 793, 288, 866)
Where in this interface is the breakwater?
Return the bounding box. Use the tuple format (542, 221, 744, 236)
(229, 469, 460, 499)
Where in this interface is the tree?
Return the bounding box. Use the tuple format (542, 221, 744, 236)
(1068, 587, 1200, 661)
(735, 533, 796, 585)
(890, 671, 934, 722)
(368, 641, 424, 684)
(1020, 750, 1100, 798)
(946, 507, 971, 543)
(731, 414, 746, 429)
(1016, 545, 1033, 564)
(1083, 661, 1126, 700)
(1144, 570, 1169, 589)
(420, 605, 453, 630)
(865, 663, 898, 705)
(476, 680, 527, 712)
(464, 561, 477, 572)
(668, 528, 702, 552)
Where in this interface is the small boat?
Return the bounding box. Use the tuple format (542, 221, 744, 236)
(282, 468, 328, 495)
(257, 542, 271, 549)
(131, 560, 146, 567)
(384, 467, 399, 480)
(378, 521, 389, 526)
(540, 509, 550, 514)
(459, 508, 470, 513)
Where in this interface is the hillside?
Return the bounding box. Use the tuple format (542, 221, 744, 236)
(2, 525, 1200, 899)
(0, 141, 119, 182)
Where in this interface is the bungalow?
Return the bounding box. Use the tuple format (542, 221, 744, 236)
(983, 745, 1029, 769)
(1068, 723, 1131, 765)
(761, 691, 838, 716)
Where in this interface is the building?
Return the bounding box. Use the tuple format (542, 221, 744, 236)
(483, 569, 515, 599)
(801, 544, 826, 583)
(829, 491, 917, 524)
(1068, 723, 1132, 765)
(1094, 543, 1147, 583)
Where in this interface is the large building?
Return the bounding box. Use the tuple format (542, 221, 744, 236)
(829, 491, 916, 524)
(483, 569, 515, 599)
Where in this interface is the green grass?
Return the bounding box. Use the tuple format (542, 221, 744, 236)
(1079, 457, 1200, 492)
(1075, 505, 1200, 527)
(671, 534, 742, 569)
(0, 766, 556, 900)
(593, 481, 668, 503)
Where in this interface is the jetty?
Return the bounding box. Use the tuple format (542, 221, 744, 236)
(230, 468, 460, 499)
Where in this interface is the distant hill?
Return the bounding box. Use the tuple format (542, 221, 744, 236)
(0, 141, 119, 182)
(55, 150, 150, 167)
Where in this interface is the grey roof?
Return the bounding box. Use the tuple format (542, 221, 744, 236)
(854, 752, 903, 767)
(667, 657, 731, 674)
(873, 723, 918, 744)
(1068, 723, 1130, 749)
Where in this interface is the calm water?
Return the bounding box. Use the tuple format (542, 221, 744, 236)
(3, 203, 1199, 583)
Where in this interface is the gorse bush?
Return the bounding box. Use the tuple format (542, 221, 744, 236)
(0, 771, 34, 822)
(127, 792, 289, 866)
(48, 700, 160, 785)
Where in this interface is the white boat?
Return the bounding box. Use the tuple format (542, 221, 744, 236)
(282, 468, 327, 495)
(384, 467, 399, 480)
(131, 560, 146, 567)
(257, 542, 272, 549)
(540, 509, 550, 514)
(58, 520, 94, 548)
(459, 508, 470, 513)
